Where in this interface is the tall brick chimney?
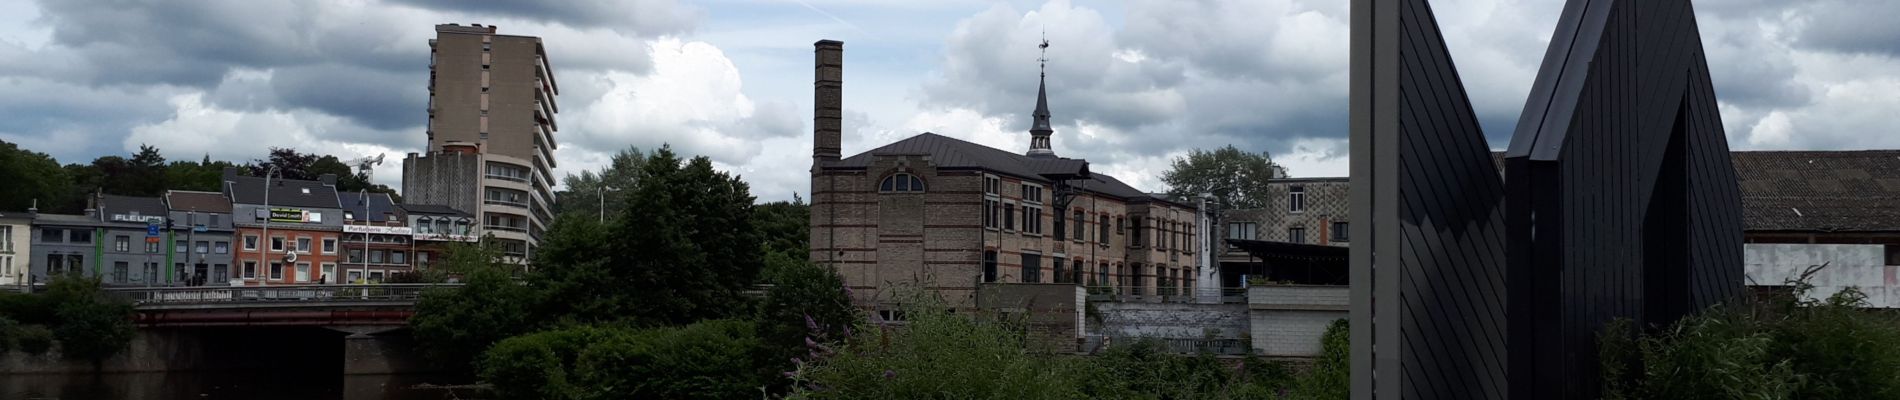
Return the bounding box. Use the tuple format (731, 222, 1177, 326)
(813, 40, 843, 166)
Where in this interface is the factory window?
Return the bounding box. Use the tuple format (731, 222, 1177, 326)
(879, 173, 926, 193)
(1332, 222, 1350, 242)
(983, 251, 998, 283)
(1288, 227, 1307, 244)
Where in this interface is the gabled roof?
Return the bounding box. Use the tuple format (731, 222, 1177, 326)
(339, 192, 402, 222)
(164, 190, 232, 213)
(828, 132, 1186, 207)
(1734, 150, 1900, 232)
(99, 195, 168, 219)
(224, 174, 341, 209)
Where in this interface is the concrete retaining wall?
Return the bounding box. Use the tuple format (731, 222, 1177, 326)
(1248, 285, 1348, 357)
(1745, 244, 1898, 307)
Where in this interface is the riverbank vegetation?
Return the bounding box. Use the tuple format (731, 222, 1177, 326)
(0, 275, 136, 366)
(1599, 265, 1900, 400)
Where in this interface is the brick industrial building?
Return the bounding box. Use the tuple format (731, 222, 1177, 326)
(807, 40, 1204, 314)
(403, 23, 560, 262)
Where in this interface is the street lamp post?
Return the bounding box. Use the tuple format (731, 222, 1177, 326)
(597, 185, 619, 223)
(360, 188, 370, 285)
(258, 166, 279, 286)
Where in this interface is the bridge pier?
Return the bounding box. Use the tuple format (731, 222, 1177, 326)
(334, 326, 434, 375)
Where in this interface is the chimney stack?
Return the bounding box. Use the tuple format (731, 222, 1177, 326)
(812, 40, 843, 167)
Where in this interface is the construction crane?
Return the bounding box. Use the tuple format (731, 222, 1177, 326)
(342, 153, 386, 183)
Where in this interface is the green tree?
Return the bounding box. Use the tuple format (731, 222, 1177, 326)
(605, 145, 763, 326)
(165, 155, 241, 192)
(40, 276, 135, 367)
(410, 242, 538, 368)
(754, 194, 811, 260)
(248, 147, 321, 180)
(756, 257, 857, 381)
(526, 214, 621, 324)
(556, 146, 648, 220)
(1160, 145, 1289, 209)
(0, 140, 73, 213)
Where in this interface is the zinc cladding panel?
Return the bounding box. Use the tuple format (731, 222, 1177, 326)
(1504, 0, 1743, 398)
(1351, 0, 1510, 398)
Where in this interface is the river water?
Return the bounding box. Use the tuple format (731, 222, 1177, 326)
(0, 372, 484, 400)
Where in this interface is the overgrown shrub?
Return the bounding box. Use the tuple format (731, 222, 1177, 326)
(16, 324, 53, 355)
(53, 297, 137, 365)
(575, 319, 765, 399)
(1291, 319, 1350, 400)
(1598, 264, 1900, 400)
(0, 316, 17, 354)
(482, 321, 768, 400)
(788, 297, 1119, 399)
(1097, 339, 1238, 398)
(756, 256, 858, 378)
(480, 325, 606, 400)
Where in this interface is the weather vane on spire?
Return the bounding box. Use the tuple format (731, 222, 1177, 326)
(1039, 29, 1050, 78)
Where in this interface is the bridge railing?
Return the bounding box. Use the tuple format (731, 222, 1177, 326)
(104, 284, 463, 305)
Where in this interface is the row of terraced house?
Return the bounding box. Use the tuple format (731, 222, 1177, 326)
(0, 169, 482, 287)
(0, 23, 560, 287)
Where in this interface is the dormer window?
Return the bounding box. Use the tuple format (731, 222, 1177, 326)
(879, 173, 926, 193)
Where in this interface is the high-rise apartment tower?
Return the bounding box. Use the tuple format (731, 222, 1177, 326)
(403, 23, 559, 262)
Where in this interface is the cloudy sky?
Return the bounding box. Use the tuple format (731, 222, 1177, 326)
(1, 0, 1894, 202)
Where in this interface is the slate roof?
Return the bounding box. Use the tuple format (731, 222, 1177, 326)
(224, 174, 341, 209)
(829, 132, 1185, 207)
(400, 204, 473, 217)
(98, 195, 168, 219)
(1734, 150, 1900, 232)
(164, 191, 232, 213)
(339, 192, 402, 222)
(1491, 150, 1900, 232)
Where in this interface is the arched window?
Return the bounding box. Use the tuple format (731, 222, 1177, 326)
(879, 173, 927, 193)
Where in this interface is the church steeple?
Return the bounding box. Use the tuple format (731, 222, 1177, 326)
(1027, 33, 1056, 158)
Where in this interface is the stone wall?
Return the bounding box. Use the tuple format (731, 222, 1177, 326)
(1248, 285, 1348, 357)
(1090, 301, 1249, 340)
(976, 283, 1085, 352)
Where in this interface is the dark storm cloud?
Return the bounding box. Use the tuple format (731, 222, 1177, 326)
(34, 0, 324, 87)
(271, 64, 428, 132)
(0, 77, 177, 161)
(389, 0, 699, 37)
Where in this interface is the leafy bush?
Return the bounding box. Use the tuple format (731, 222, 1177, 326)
(53, 296, 137, 365)
(576, 319, 766, 399)
(16, 324, 53, 355)
(789, 297, 1119, 400)
(757, 257, 858, 375)
(0, 316, 17, 353)
(481, 321, 768, 400)
(1097, 339, 1238, 398)
(1598, 265, 1900, 400)
(480, 325, 608, 400)
(1291, 318, 1350, 400)
(411, 243, 538, 369)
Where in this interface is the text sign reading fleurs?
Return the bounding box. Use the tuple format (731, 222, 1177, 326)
(110, 213, 166, 224)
